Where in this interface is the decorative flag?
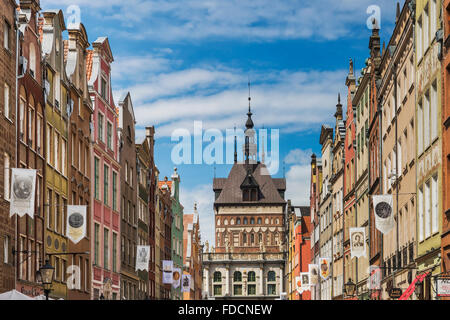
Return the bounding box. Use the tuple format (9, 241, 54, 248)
(367, 265, 381, 290)
(398, 272, 430, 300)
(350, 227, 366, 258)
(162, 260, 173, 284)
(309, 264, 319, 285)
(295, 276, 303, 294)
(10, 169, 37, 218)
(300, 272, 311, 291)
(135, 246, 150, 271)
(319, 258, 331, 280)
(372, 195, 394, 234)
(172, 268, 181, 288)
(181, 274, 191, 292)
(67, 205, 87, 244)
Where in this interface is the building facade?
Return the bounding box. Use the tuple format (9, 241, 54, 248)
(182, 203, 203, 300)
(415, 0, 442, 300)
(204, 106, 287, 300)
(14, 1, 46, 299)
(0, 0, 17, 295)
(170, 168, 183, 300)
(158, 177, 173, 299)
(378, 2, 417, 299)
(88, 37, 120, 300)
(117, 92, 138, 300)
(442, 0, 450, 286)
(65, 21, 93, 300)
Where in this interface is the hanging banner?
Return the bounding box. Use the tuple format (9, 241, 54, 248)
(10, 169, 37, 218)
(181, 274, 191, 292)
(67, 205, 87, 244)
(135, 246, 150, 271)
(300, 272, 311, 292)
(436, 277, 450, 297)
(367, 265, 381, 290)
(309, 264, 319, 285)
(162, 260, 173, 284)
(319, 258, 331, 280)
(172, 268, 181, 288)
(350, 227, 366, 258)
(295, 276, 304, 294)
(372, 195, 395, 234)
(398, 271, 430, 300)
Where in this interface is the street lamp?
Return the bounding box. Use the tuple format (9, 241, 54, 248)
(414, 282, 423, 300)
(37, 259, 55, 300)
(344, 278, 357, 298)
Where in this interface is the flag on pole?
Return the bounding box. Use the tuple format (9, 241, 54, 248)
(67, 205, 87, 244)
(372, 195, 395, 234)
(10, 169, 36, 218)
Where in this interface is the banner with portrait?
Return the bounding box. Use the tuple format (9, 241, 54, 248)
(319, 258, 331, 280)
(372, 194, 394, 234)
(309, 264, 319, 285)
(300, 272, 311, 291)
(350, 227, 366, 258)
(181, 274, 191, 292)
(162, 260, 173, 284)
(295, 276, 304, 294)
(67, 205, 87, 244)
(367, 265, 381, 290)
(172, 268, 181, 288)
(135, 246, 150, 271)
(9, 168, 36, 218)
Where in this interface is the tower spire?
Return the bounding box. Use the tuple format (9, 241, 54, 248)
(234, 124, 237, 164)
(261, 124, 265, 164)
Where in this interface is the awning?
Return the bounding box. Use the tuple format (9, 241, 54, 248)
(398, 271, 430, 300)
(0, 289, 34, 300)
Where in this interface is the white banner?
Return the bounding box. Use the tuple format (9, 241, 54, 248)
(367, 265, 381, 290)
(437, 278, 450, 297)
(300, 272, 310, 292)
(350, 227, 366, 258)
(162, 260, 173, 284)
(10, 169, 37, 218)
(172, 268, 181, 288)
(67, 205, 87, 244)
(181, 274, 191, 292)
(309, 264, 319, 285)
(136, 246, 150, 271)
(372, 195, 394, 234)
(319, 258, 331, 280)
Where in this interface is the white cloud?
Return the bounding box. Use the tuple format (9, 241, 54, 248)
(285, 163, 311, 206)
(180, 184, 215, 246)
(284, 148, 313, 165)
(41, 0, 396, 42)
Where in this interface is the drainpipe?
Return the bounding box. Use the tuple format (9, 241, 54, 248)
(14, 5, 20, 292)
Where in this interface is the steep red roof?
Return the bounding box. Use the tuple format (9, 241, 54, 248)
(86, 49, 94, 81)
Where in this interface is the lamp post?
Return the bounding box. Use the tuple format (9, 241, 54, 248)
(344, 278, 356, 299)
(37, 259, 55, 300)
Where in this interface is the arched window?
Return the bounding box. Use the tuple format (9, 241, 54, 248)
(251, 233, 254, 244)
(248, 271, 256, 282)
(236, 218, 241, 225)
(258, 233, 262, 243)
(213, 271, 222, 282)
(29, 43, 36, 78)
(243, 218, 248, 225)
(257, 217, 262, 224)
(243, 233, 247, 244)
(250, 218, 255, 225)
(233, 271, 242, 282)
(268, 271, 276, 282)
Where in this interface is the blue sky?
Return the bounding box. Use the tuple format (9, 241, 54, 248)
(41, 0, 398, 246)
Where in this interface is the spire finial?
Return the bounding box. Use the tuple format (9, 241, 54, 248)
(338, 93, 341, 104)
(248, 76, 251, 112)
(234, 124, 237, 164)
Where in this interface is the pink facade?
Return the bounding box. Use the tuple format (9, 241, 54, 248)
(88, 37, 121, 300)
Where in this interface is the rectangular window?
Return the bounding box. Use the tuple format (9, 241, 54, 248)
(47, 189, 52, 229)
(107, 122, 112, 150)
(419, 187, 424, 242)
(424, 181, 431, 239)
(94, 224, 99, 265)
(4, 83, 10, 119)
(267, 284, 276, 295)
(28, 107, 34, 147)
(54, 132, 59, 171)
(418, 101, 423, 154)
(94, 157, 100, 200)
(431, 175, 438, 234)
(424, 5, 429, 50)
(104, 164, 109, 206)
(98, 113, 104, 142)
(55, 194, 60, 233)
(19, 99, 25, 140)
(233, 285, 242, 296)
(424, 92, 430, 148)
(62, 139, 66, 176)
(112, 171, 117, 211)
(248, 284, 256, 295)
(112, 233, 117, 272)
(430, 0, 436, 41)
(418, 17, 423, 59)
(431, 82, 438, 141)
(104, 228, 109, 269)
(398, 140, 402, 175)
(101, 77, 108, 101)
(3, 236, 9, 263)
(37, 115, 42, 153)
(4, 153, 10, 200)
